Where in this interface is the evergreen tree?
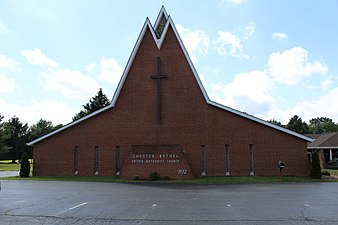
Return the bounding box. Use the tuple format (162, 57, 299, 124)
(29, 119, 54, 141)
(73, 88, 111, 121)
(19, 152, 30, 177)
(4, 116, 29, 163)
(286, 115, 309, 134)
(267, 119, 284, 128)
(0, 114, 11, 158)
(310, 151, 322, 179)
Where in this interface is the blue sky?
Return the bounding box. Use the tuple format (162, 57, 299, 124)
(1, 0, 338, 125)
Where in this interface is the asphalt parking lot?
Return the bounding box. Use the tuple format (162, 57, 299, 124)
(0, 180, 337, 225)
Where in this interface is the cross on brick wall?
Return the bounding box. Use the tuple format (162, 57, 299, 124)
(150, 57, 167, 124)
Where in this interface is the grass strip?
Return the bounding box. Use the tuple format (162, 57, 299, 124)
(1, 175, 337, 184)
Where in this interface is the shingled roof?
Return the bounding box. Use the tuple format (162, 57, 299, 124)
(307, 132, 338, 149)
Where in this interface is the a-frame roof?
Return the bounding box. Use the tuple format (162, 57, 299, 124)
(27, 6, 313, 146)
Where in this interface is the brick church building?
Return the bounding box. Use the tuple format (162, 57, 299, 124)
(28, 7, 312, 179)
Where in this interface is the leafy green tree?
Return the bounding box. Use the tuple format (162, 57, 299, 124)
(19, 152, 30, 177)
(310, 151, 322, 179)
(286, 115, 309, 134)
(308, 117, 338, 134)
(73, 88, 111, 121)
(0, 114, 11, 158)
(4, 116, 29, 163)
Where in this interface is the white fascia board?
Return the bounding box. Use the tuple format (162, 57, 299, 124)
(166, 16, 211, 102)
(111, 18, 153, 106)
(153, 6, 169, 30)
(28, 16, 161, 146)
(27, 105, 112, 146)
(165, 14, 313, 143)
(28, 7, 314, 146)
(209, 100, 314, 142)
(308, 146, 337, 149)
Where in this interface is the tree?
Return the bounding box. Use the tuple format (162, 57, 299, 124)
(29, 119, 54, 141)
(308, 117, 338, 134)
(286, 115, 309, 134)
(310, 151, 322, 179)
(267, 119, 284, 128)
(73, 88, 111, 121)
(19, 152, 30, 177)
(4, 116, 29, 163)
(0, 114, 11, 158)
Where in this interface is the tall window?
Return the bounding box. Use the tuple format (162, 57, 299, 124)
(201, 145, 206, 176)
(249, 144, 254, 176)
(94, 146, 99, 175)
(115, 146, 120, 176)
(225, 144, 230, 176)
(74, 146, 78, 175)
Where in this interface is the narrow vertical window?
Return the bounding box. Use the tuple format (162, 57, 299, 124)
(115, 146, 120, 176)
(225, 144, 230, 176)
(249, 144, 254, 176)
(201, 145, 206, 176)
(94, 146, 99, 175)
(74, 146, 78, 175)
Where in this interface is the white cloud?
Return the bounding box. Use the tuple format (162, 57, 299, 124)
(0, 73, 16, 93)
(98, 57, 123, 84)
(21, 48, 59, 67)
(243, 21, 256, 39)
(268, 47, 328, 85)
(221, 0, 245, 4)
(276, 87, 338, 124)
(85, 63, 95, 74)
(0, 97, 78, 125)
(0, 55, 17, 68)
(44, 68, 100, 100)
(209, 70, 274, 114)
(214, 31, 249, 59)
(320, 77, 333, 90)
(0, 22, 12, 33)
(176, 24, 209, 63)
(272, 32, 288, 41)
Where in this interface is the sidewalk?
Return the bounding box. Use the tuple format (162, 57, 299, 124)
(0, 171, 19, 178)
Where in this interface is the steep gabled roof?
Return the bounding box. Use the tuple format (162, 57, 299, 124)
(307, 132, 338, 149)
(27, 6, 313, 146)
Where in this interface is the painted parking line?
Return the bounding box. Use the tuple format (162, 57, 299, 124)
(55, 202, 88, 215)
(304, 204, 313, 208)
(68, 202, 88, 210)
(137, 203, 157, 224)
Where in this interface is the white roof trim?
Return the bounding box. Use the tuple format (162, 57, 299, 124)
(27, 6, 313, 146)
(154, 6, 168, 30)
(308, 146, 337, 149)
(27, 105, 113, 146)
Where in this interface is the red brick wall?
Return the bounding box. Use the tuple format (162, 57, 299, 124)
(33, 25, 310, 179)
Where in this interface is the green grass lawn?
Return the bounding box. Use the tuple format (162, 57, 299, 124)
(1, 175, 337, 183)
(324, 169, 338, 176)
(0, 160, 20, 171)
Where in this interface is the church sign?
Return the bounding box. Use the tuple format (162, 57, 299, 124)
(121, 145, 193, 179)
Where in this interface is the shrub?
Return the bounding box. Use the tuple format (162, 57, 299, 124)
(310, 152, 322, 179)
(149, 172, 160, 181)
(164, 176, 171, 180)
(19, 153, 30, 177)
(327, 158, 338, 169)
(321, 170, 331, 176)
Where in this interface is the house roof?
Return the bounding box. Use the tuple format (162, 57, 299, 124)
(307, 132, 338, 149)
(27, 6, 313, 146)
